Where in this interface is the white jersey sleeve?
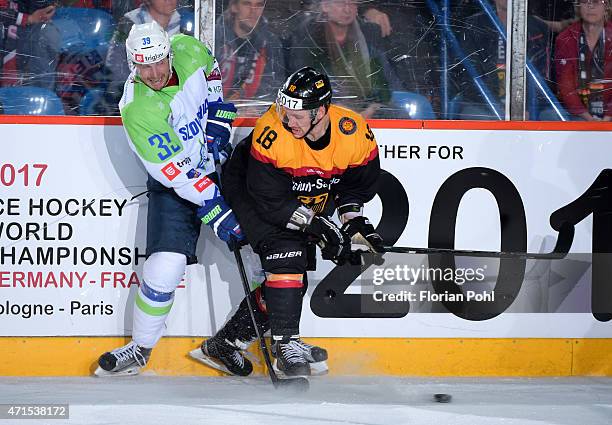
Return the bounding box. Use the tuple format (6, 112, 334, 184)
(119, 34, 227, 207)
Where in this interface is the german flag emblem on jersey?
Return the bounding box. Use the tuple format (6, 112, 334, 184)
(298, 193, 329, 213)
(339, 117, 357, 135)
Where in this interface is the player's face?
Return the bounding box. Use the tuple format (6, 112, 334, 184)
(579, 0, 608, 25)
(232, 0, 266, 33)
(136, 57, 171, 91)
(148, 0, 177, 17)
(282, 108, 315, 139)
(323, 0, 358, 27)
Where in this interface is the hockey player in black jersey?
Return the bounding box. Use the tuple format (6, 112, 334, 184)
(190, 67, 384, 377)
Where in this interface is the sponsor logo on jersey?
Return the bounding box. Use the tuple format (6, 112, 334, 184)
(298, 193, 329, 213)
(292, 178, 340, 192)
(265, 251, 303, 260)
(186, 168, 201, 179)
(194, 176, 214, 192)
(306, 168, 324, 175)
(176, 157, 192, 168)
(206, 68, 222, 81)
(339, 117, 357, 135)
(161, 163, 181, 181)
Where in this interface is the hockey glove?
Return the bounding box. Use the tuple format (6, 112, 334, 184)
(305, 215, 352, 264)
(197, 194, 245, 248)
(341, 216, 384, 253)
(206, 101, 237, 155)
(206, 135, 233, 165)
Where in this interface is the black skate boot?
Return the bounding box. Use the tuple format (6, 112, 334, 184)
(272, 336, 311, 377)
(272, 337, 328, 376)
(190, 335, 253, 377)
(190, 288, 267, 376)
(95, 341, 152, 377)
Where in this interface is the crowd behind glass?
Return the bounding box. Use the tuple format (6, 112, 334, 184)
(1, 0, 609, 121)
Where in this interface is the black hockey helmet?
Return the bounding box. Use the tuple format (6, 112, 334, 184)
(277, 67, 332, 112)
(276, 67, 332, 135)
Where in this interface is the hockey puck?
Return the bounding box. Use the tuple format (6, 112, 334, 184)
(434, 393, 452, 403)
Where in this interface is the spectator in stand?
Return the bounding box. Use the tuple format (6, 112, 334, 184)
(555, 0, 612, 121)
(280, 0, 440, 114)
(60, 0, 112, 13)
(215, 0, 286, 115)
(357, 1, 440, 114)
(99, 0, 193, 114)
(529, 0, 576, 31)
(287, 0, 406, 118)
(108, 0, 194, 25)
(0, 1, 59, 88)
(452, 0, 552, 119)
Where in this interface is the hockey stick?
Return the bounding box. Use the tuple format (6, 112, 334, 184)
(210, 137, 308, 390)
(210, 136, 306, 390)
(379, 222, 575, 260)
(232, 244, 310, 391)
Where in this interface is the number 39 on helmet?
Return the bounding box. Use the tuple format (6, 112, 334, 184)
(125, 21, 173, 72)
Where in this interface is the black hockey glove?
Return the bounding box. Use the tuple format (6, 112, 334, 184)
(341, 216, 384, 253)
(305, 216, 352, 264)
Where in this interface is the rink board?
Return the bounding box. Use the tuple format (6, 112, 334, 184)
(1, 336, 612, 377)
(1, 117, 612, 375)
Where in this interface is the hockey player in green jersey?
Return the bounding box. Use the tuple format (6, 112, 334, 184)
(95, 21, 245, 376)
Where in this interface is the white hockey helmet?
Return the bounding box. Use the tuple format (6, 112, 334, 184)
(126, 21, 172, 72)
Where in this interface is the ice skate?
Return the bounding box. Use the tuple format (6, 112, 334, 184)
(291, 339, 328, 375)
(271, 337, 311, 377)
(190, 336, 254, 377)
(95, 341, 152, 377)
(272, 337, 328, 376)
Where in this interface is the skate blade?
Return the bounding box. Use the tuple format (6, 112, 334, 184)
(188, 348, 234, 376)
(94, 365, 141, 377)
(309, 360, 329, 376)
(272, 359, 328, 377)
(272, 359, 323, 379)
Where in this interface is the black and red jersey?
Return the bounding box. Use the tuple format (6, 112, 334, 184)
(246, 104, 380, 228)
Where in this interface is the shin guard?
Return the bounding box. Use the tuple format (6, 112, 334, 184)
(265, 273, 304, 336)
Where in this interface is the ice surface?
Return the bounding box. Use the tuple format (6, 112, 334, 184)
(0, 376, 611, 425)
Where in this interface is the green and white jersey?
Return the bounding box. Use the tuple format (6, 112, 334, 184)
(119, 34, 225, 207)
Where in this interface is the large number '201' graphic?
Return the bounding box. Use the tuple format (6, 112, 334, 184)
(311, 167, 612, 322)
